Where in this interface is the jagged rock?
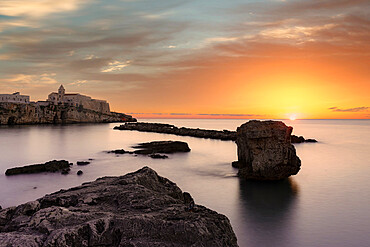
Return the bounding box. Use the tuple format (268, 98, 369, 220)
(132, 141, 191, 154)
(77, 170, 83, 176)
(107, 149, 130, 154)
(0, 102, 136, 125)
(234, 120, 301, 180)
(76, 161, 90, 166)
(149, 153, 169, 159)
(0, 167, 238, 247)
(5, 160, 72, 176)
(114, 122, 237, 140)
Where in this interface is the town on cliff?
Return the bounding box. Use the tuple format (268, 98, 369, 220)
(0, 85, 136, 125)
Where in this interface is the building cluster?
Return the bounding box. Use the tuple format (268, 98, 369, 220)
(0, 85, 110, 114)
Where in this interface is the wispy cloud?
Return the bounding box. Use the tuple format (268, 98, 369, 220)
(329, 107, 369, 112)
(101, 60, 131, 73)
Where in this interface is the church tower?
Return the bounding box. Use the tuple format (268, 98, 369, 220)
(58, 85, 65, 103)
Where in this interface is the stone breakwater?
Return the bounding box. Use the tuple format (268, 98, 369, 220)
(114, 122, 237, 140)
(114, 122, 316, 143)
(0, 167, 238, 247)
(0, 102, 136, 125)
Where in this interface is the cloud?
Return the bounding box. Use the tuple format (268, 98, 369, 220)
(101, 60, 131, 73)
(329, 107, 369, 112)
(0, 0, 90, 18)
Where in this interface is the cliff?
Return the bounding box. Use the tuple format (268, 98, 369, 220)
(0, 102, 136, 125)
(0, 167, 238, 246)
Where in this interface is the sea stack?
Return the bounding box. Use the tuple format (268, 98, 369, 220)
(233, 120, 301, 180)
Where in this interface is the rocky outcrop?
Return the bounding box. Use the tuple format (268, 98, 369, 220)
(291, 135, 318, 143)
(0, 102, 136, 125)
(5, 160, 72, 176)
(114, 122, 316, 143)
(0, 167, 238, 247)
(234, 120, 301, 180)
(114, 122, 236, 140)
(132, 141, 191, 154)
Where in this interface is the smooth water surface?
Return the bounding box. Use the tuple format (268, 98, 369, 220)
(0, 119, 369, 247)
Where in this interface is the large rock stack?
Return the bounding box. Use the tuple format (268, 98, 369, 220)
(234, 120, 301, 180)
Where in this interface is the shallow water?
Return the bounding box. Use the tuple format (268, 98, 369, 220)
(0, 119, 369, 247)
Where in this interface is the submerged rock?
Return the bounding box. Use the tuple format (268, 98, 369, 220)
(132, 141, 191, 154)
(0, 167, 238, 247)
(77, 170, 83, 176)
(149, 153, 169, 159)
(234, 120, 301, 180)
(5, 160, 72, 176)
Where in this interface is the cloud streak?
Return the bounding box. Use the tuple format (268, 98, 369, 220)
(329, 107, 369, 112)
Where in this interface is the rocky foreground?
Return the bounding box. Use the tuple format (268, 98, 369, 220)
(233, 120, 301, 180)
(114, 122, 316, 143)
(0, 167, 238, 247)
(0, 102, 136, 125)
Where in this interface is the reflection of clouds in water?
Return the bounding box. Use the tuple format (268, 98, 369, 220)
(238, 178, 299, 247)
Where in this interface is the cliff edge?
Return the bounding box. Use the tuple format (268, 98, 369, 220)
(0, 102, 136, 125)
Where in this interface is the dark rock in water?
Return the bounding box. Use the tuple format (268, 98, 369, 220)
(61, 168, 70, 175)
(5, 160, 72, 176)
(133, 141, 191, 154)
(149, 153, 169, 159)
(291, 135, 318, 143)
(114, 122, 237, 141)
(88, 158, 94, 161)
(77, 170, 83, 176)
(76, 161, 90, 166)
(0, 167, 238, 247)
(235, 120, 301, 180)
(107, 149, 128, 154)
(0, 205, 1, 210)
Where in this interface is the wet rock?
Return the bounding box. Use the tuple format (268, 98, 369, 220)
(5, 160, 72, 176)
(291, 135, 318, 143)
(235, 120, 301, 180)
(76, 161, 90, 166)
(77, 170, 83, 176)
(149, 153, 169, 159)
(0, 167, 238, 247)
(114, 122, 237, 140)
(133, 141, 191, 154)
(107, 149, 128, 154)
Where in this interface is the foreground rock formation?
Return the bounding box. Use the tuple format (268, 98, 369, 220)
(234, 120, 301, 180)
(5, 160, 72, 176)
(0, 102, 136, 125)
(114, 122, 236, 140)
(114, 122, 316, 143)
(0, 167, 238, 247)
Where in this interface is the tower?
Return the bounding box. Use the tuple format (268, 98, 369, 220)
(58, 85, 65, 103)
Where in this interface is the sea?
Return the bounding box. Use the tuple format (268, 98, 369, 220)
(0, 119, 369, 247)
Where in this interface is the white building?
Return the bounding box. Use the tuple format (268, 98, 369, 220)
(0, 92, 30, 104)
(48, 85, 110, 113)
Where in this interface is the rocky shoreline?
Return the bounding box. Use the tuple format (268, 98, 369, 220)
(0, 102, 136, 125)
(0, 167, 238, 246)
(114, 122, 317, 143)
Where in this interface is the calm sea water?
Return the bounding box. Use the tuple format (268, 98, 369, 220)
(0, 119, 369, 247)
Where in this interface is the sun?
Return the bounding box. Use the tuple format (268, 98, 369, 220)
(289, 115, 297, 121)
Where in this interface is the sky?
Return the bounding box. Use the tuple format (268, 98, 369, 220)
(0, 0, 369, 119)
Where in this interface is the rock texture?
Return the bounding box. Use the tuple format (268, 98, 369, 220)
(132, 141, 191, 154)
(0, 167, 238, 247)
(114, 122, 236, 140)
(5, 160, 72, 176)
(0, 102, 136, 125)
(234, 120, 301, 180)
(114, 122, 315, 143)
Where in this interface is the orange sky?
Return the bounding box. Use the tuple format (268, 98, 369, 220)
(0, 0, 369, 119)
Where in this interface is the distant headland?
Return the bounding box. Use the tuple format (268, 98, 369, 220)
(0, 85, 136, 125)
